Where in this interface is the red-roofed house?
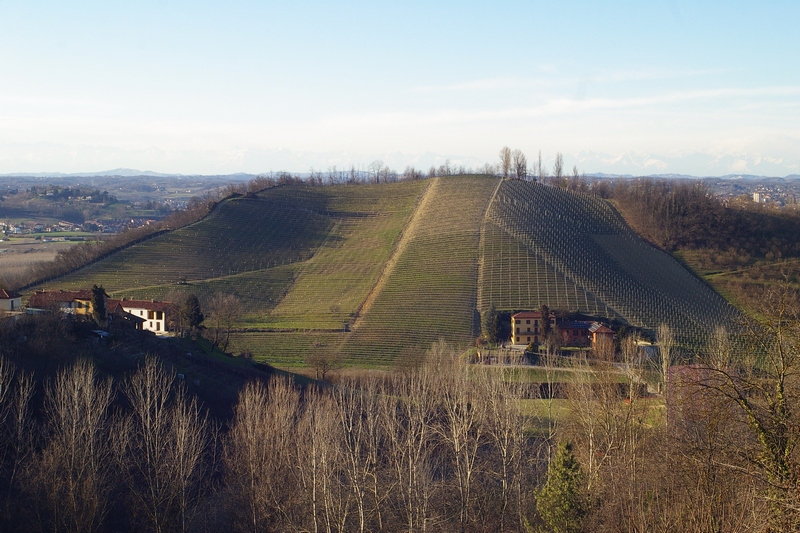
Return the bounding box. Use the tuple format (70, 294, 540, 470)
(27, 289, 96, 316)
(108, 298, 174, 333)
(589, 322, 615, 346)
(0, 289, 22, 312)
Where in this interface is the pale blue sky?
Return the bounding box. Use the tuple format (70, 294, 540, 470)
(1, 1, 798, 176)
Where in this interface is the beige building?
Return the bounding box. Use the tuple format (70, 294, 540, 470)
(511, 310, 555, 345)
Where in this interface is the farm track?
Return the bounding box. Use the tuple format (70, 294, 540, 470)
(350, 179, 434, 330)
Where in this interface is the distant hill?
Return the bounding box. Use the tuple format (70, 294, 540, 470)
(0, 169, 258, 179)
(27, 176, 741, 367)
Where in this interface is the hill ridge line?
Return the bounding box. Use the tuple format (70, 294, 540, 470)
(350, 178, 436, 330)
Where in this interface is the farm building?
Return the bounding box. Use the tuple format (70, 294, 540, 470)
(589, 322, 615, 345)
(511, 310, 555, 345)
(0, 289, 22, 312)
(511, 310, 615, 349)
(557, 321, 593, 347)
(26, 290, 173, 333)
(27, 289, 98, 316)
(107, 298, 173, 333)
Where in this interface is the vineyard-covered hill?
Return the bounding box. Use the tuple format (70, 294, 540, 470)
(28, 176, 740, 366)
(480, 180, 741, 346)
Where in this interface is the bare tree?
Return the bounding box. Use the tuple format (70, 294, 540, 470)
(403, 166, 424, 180)
(226, 377, 307, 532)
(205, 292, 241, 352)
(499, 147, 512, 178)
(0, 358, 34, 528)
(479, 369, 525, 532)
(381, 369, 436, 532)
(512, 149, 527, 180)
(429, 340, 486, 532)
(296, 387, 345, 533)
(692, 286, 800, 527)
(333, 378, 383, 533)
(369, 160, 384, 184)
(36, 359, 115, 533)
(170, 385, 208, 533)
(225, 380, 273, 532)
(656, 324, 675, 396)
(123, 356, 208, 533)
(536, 150, 547, 181)
(553, 152, 564, 180)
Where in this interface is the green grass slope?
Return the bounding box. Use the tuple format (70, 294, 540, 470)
(28, 176, 742, 367)
(261, 181, 429, 330)
(480, 180, 742, 346)
(338, 175, 501, 365)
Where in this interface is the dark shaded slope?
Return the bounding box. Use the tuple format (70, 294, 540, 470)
(482, 180, 741, 345)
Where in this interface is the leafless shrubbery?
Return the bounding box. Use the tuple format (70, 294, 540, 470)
(5, 297, 800, 532)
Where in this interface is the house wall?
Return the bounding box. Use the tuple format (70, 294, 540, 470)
(512, 317, 541, 345)
(0, 297, 22, 311)
(122, 306, 166, 332)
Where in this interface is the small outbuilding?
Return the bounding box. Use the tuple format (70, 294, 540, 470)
(0, 289, 23, 312)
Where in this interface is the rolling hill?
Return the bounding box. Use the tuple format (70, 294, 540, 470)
(27, 176, 741, 367)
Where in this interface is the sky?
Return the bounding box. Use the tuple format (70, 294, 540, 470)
(1, 1, 798, 177)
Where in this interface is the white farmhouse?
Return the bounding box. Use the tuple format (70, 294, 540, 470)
(0, 289, 22, 312)
(110, 298, 172, 333)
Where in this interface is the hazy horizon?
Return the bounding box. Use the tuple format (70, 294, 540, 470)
(1, 1, 798, 177)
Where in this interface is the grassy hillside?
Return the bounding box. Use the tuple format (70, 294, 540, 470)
(27, 176, 744, 366)
(338, 175, 501, 365)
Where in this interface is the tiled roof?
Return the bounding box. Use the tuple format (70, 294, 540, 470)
(558, 321, 593, 330)
(512, 311, 544, 319)
(28, 290, 93, 308)
(589, 322, 614, 334)
(109, 299, 174, 313)
(0, 289, 21, 299)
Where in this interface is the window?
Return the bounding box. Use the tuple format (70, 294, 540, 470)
(516, 327, 519, 333)
(527, 337, 531, 342)
(526, 320, 530, 324)
(526, 327, 531, 332)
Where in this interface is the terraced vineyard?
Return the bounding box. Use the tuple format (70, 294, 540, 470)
(36, 181, 428, 333)
(43, 195, 333, 304)
(480, 180, 741, 346)
(28, 176, 742, 367)
(338, 175, 501, 365)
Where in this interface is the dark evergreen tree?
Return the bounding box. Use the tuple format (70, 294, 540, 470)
(540, 304, 552, 337)
(90, 284, 107, 324)
(536, 440, 586, 533)
(180, 294, 204, 335)
(482, 304, 500, 344)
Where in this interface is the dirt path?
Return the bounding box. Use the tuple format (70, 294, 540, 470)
(350, 178, 437, 330)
